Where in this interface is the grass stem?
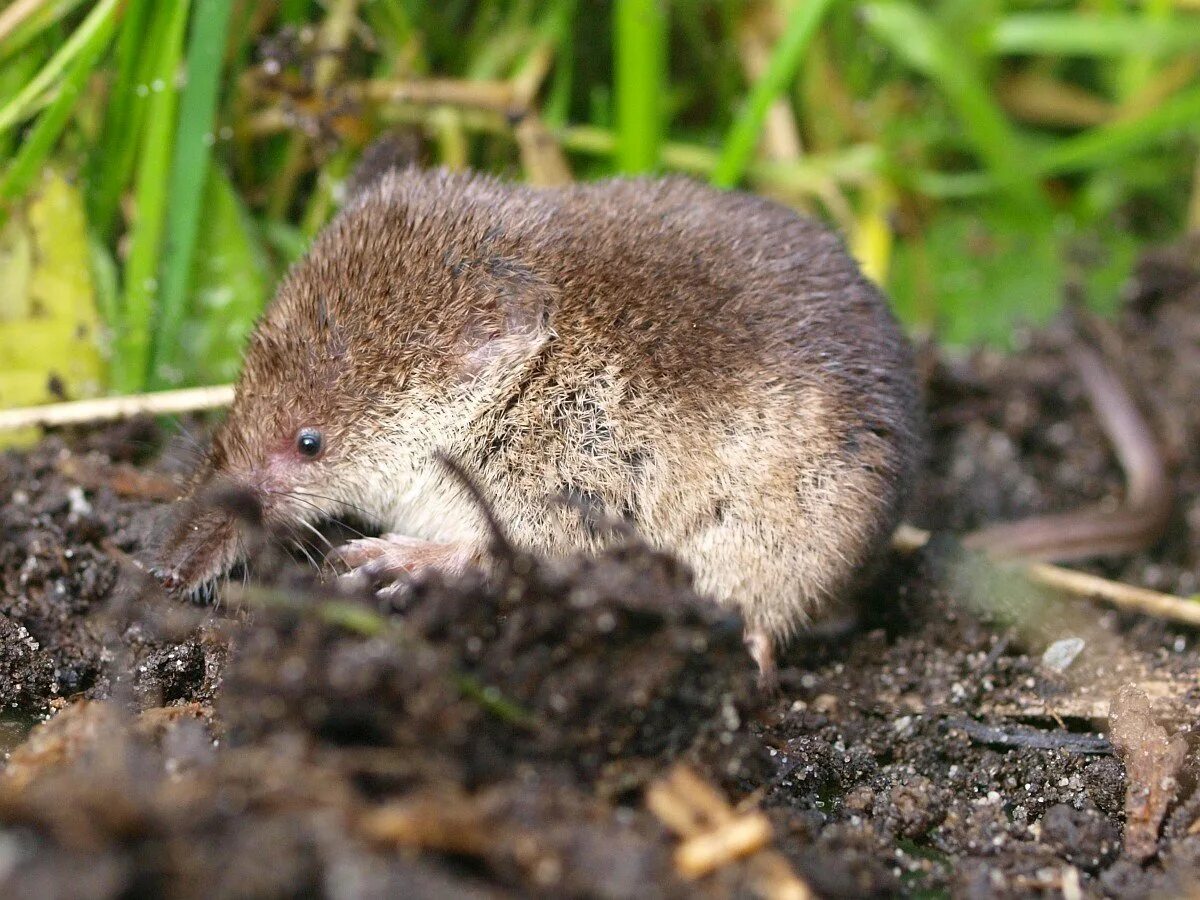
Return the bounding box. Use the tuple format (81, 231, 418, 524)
(613, 0, 666, 173)
(712, 0, 835, 189)
(0, 0, 119, 135)
(149, 0, 236, 388)
(113, 0, 192, 393)
(0, 0, 118, 213)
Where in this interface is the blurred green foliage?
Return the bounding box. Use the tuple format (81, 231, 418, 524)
(0, 0, 1196, 398)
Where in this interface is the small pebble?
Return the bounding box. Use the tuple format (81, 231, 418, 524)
(1042, 637, 1086, 673)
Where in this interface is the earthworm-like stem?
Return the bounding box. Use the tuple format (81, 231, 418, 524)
(963, 342, 1171, 562)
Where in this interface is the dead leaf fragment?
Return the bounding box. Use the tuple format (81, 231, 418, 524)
(647, 764, 813, 899)
(1109, 684, 1188, 861)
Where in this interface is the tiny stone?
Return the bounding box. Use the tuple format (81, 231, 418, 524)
(1042, 637, 1086, 673)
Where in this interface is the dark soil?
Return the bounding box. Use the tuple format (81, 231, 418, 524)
(2, 241, 1199, 898)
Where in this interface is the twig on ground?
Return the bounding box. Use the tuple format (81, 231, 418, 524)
(676, 815, 775, 879)
(1022, 561, 1200, 626)
(942, 717, 1113, 755)
(358, 794, 497, 856)
(646, 764, 813, 898)
(962, 336, 1171, 562)
(893, 524, 1200, 628)
(0, 385, 234, 432)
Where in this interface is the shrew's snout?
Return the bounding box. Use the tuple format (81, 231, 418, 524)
(154, 482, 265, 597)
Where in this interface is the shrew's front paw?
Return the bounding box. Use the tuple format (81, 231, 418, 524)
(336, 534, 472, 597)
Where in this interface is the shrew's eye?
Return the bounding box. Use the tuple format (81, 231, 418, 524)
(296, 428, 323, 459)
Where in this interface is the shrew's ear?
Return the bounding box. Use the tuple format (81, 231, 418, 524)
(458, 257, 555, 378)
(343, 130, 426, 205)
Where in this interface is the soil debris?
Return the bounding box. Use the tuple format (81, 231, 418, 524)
(1108, 684, 1189, 862)
(647, 763, 813, 897)
(943, 716, 1113, 755)
(55, 453, 181, 502)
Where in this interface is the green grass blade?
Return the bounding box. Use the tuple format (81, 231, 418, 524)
(0, 50, 42, 158)
(0, 0, 120, 135)
(711, 0, 837, 188)
(0, 1, 118, 210)
(87, 0, 156, 242)
(299, 148, 352, 239)
(113, 0, 192, 394)
(988, 13, 1200, 58)
(914, 75, 1200, 193)
(862, 0, 1047, 211)
(177, 166, 270, 385)
(613, 0, 667, 173)
(261, 220, 310, 267)
(89, 236, 120, 332)
(1039, 81, 1200, 176)
(149, 0, 236, 388)
(542, 0, 578, 127)
(362, 0, 418, 77)
(1115, 0, 1174, 102)
(279, 0, 314, 24)
(0, 0, 89, 66)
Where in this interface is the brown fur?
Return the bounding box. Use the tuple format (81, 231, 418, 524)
(157, 166, 922, 651)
